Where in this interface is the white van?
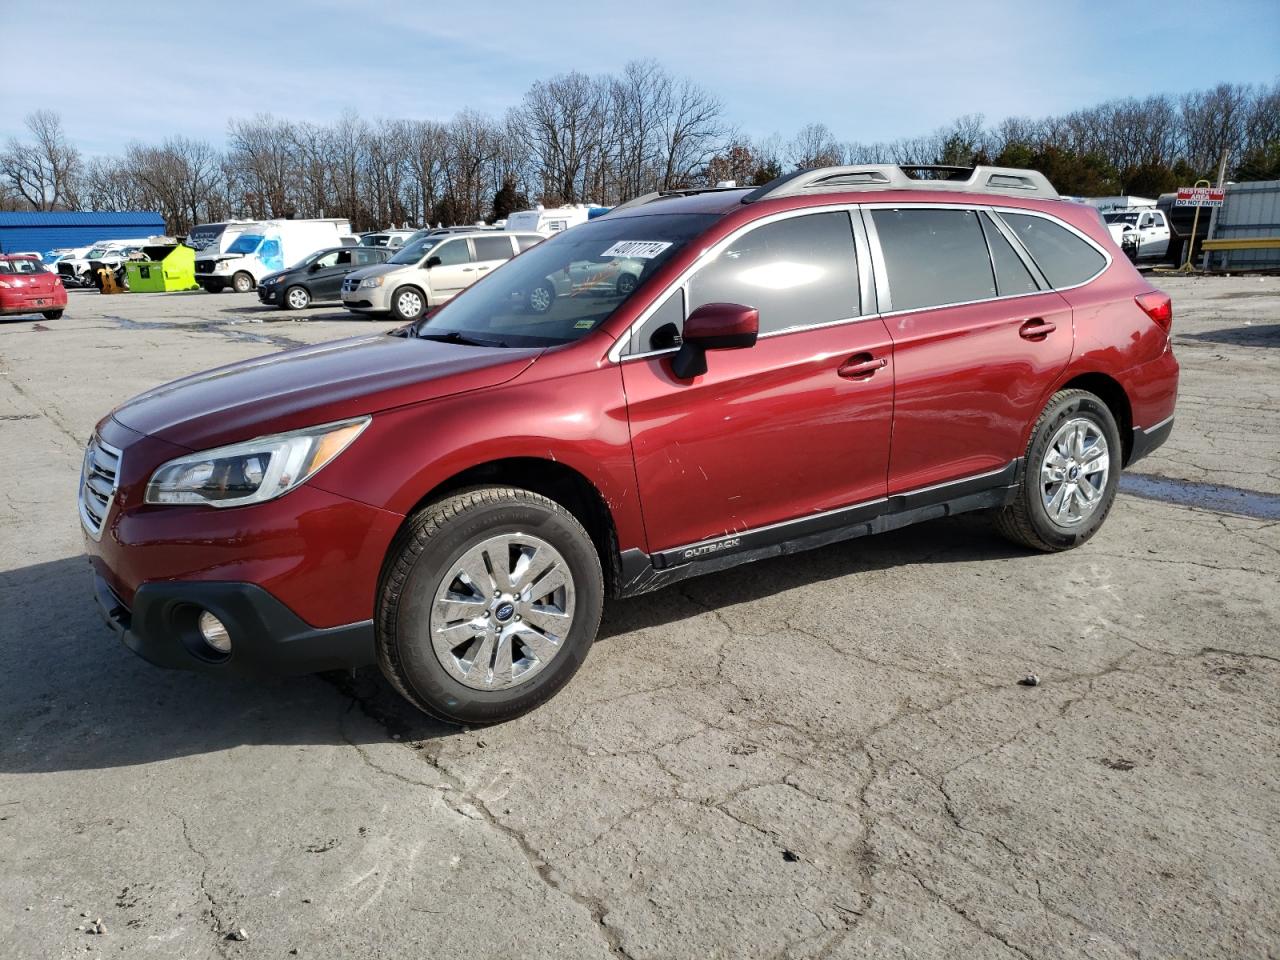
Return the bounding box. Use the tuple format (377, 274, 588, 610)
(505, 204, 601, 237)
(194, 219, 353, 292)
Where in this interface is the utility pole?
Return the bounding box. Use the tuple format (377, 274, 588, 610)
(1201, 147, 1230, 271)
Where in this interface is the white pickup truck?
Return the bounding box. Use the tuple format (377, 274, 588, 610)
(1103, 209, 1171, 261)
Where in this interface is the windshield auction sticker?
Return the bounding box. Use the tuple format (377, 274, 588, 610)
(601, 241, 673, 259)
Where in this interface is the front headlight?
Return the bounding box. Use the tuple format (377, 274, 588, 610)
(144, 417, 370, 508)
(359, 276, 384, 288)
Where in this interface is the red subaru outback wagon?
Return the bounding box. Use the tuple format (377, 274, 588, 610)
(82, 165, 1178, 724)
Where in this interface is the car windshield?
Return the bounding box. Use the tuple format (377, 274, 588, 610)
(86, 247, 109, 258)
(0, 259, 46, 274)
(389, 236, 443, 265)
(414, 213, 717, 348)
(1105, 212, 1141, 224)
(228, 234, 263, 254)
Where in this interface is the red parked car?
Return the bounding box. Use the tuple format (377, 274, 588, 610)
(0, 254, 67, 319)
(81, 165, 1178, 723)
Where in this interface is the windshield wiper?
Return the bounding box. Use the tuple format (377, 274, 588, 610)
(417, 329, 508, 348)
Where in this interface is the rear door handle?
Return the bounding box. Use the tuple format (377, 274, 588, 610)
(462, 267, 476, 272)
(1019, 318, 1056, 340)
(837, 354, 888, 379)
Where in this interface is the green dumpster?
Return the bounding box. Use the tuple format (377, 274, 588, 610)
(124, 243, 196, 292)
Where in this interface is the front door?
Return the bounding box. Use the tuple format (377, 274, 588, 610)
(310, 248, 354, 299)
(1138, 211, 1171, 260)
(621, 210, 895, 555)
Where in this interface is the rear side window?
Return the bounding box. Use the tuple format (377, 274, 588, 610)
(687, 211, 859, 336)
(1000, 213, 1106, 288)
(980, 213, 1039, 297)
(473, 235, 514, 261)
(872, 208, 994, 311)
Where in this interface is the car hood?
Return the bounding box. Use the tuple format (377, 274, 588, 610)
(345, 262, 408, 282)
(110, 333, 542, 450)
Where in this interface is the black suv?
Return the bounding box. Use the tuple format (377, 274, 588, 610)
(257, 246, 393, 310)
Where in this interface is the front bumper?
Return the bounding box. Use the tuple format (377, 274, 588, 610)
(93, 570, 375, 677)
(342, 285, 390, 311)
(258, 284, 281, 304)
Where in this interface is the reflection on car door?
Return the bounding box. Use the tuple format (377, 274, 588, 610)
(426, 239, 476, 302)
(868, 207, 1073, 493)
(621, 211, 895, 554)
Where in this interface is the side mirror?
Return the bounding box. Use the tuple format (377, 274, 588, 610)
(308, 262, 322, 272)
(670, 302, 759, 379)
(425, 255, 442, 269)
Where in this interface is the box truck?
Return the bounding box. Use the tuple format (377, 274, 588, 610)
(193, 219, 353, 292)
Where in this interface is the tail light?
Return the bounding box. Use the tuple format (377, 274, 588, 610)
(1135, 291, 1172, 333)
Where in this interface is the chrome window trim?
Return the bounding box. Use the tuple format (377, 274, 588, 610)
(609, 203, 865, 363)
(664, 461, 1016, 556)
(610, 200, 1112, 363)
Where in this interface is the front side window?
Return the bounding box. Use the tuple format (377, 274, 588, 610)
(473, 235, 514, 262)
(313, 251, 340, 269)
(688, 211, 860, 336)
(1001, 213, 1107, 289)
(430, 240, 470, 267)
(389, 237, 441, 265)
(414, 213, 715, 348)
(228, 234, 263, 255)
(872, 208, 995, 312)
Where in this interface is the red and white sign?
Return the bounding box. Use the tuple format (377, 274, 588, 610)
(1175, 186, 1225, 207)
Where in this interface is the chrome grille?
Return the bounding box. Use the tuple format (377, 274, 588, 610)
(79, 436, 122, 539)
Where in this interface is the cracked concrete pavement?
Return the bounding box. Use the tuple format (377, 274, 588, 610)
(0, 279, 1277, 959)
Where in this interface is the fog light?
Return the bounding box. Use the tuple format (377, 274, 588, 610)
(198, 611, 232, 654)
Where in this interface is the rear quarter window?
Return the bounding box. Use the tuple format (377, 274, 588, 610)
(1000, 213, 1107, 289)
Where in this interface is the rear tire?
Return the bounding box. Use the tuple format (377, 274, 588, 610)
(376, 486, 604, 725)
(232, 272, 254, 293)
(41, 309, 64, 320)
(994, 389, 1122, 552)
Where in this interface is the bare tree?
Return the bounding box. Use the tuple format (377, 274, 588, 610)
(1, 111, 81, 210)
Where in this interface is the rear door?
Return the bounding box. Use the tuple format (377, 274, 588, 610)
(621, 210, 895, 555)
(867, 205, 1074, 493)
(425, 238, 474, 302)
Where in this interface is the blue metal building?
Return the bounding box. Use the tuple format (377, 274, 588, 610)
(0, 211, 166, 258)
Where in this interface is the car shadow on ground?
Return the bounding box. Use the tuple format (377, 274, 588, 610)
(0, 515, 1031, 774)
(1177, 323, 1280, 348)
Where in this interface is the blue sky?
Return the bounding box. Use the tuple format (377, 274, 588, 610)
(1, 0, 1277, 157)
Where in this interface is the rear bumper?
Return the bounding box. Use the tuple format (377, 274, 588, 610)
(1128, 415, 1174, 466)
(93, 571, 375, 677)
(0, 294, 66, 315)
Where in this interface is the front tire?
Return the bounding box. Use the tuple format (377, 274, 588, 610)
(376, 487, 604, 725)
(994, 389, 1122, 552)
(232, 272, 254, 293)
(390, 286, 426, 322)
(283, 285, 311, 311)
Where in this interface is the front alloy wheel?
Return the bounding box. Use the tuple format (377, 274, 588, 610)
(430, 533, 575, 691)
(284, 285, 311, 310)
(376, 486, 604, 724)
(392, 287, 426, 321)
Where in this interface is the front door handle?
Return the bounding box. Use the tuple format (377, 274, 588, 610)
(1019, 318, 1056, 340)
(462, 267, 476, 272)
(837, 354, 888, 379)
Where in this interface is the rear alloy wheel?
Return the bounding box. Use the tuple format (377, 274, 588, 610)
(232, 272, 254, 293)
(284, 285, 311, 311)
(994, 388, 1122, 551)
(41, 309, 64, 320)
(376, 486, 603, 725)
(391, 287, 426, 322)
